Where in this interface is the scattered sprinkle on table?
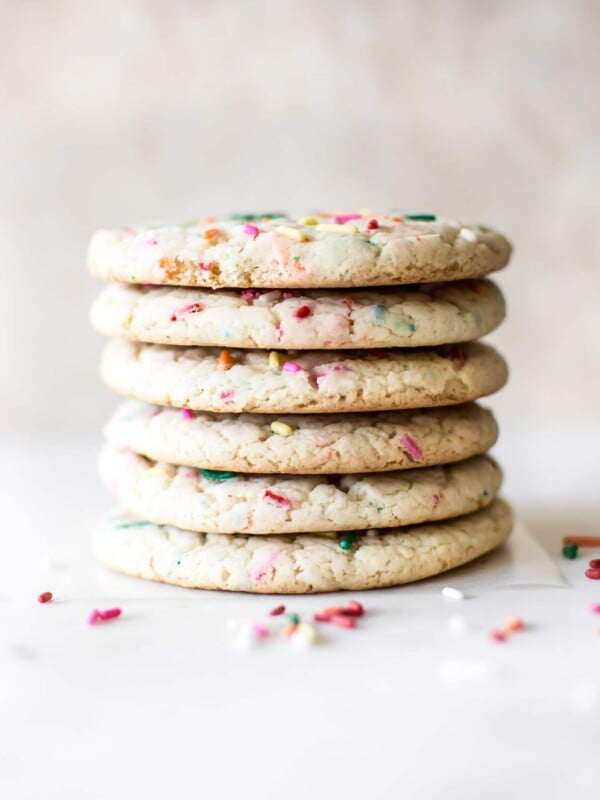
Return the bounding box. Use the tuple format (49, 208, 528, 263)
(562, 536, 600, 547)
(269, 604, 286, 616)
(442, 586, 465, 601)
(87, 608, 122, 626)
(562, 544, 578, 559)
(37, 591, 53, 604)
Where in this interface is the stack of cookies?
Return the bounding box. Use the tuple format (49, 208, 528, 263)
(89, 212, 513, 594)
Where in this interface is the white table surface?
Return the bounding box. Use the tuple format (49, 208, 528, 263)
(1, 430, 599, 800)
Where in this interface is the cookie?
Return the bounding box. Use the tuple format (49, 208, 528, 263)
(93, 499, 512, 593)
(105, 400, 498, 475)
(90, 279, 505, 349)
(98, 444, 502, 534)
(99, 340, 508, 414)
(87, 213, 511, 288)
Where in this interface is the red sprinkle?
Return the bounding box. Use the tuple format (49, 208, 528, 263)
(269, 605, 286, 616)
(293, 305, 312, 319)
(489, 629, 507, 643)
(264, 489, 292, 509)
(589, 559, 600, 569)
(344, 600, 364, 617)
(585, 568, 600, 580)
(37, 591, 53, 604)
(197, 261, 215, 272)
(588, 603, 600, 615)
(367, 219, 379, 230)
(331, 614, 356, 629)
(180, 408, 194, 420)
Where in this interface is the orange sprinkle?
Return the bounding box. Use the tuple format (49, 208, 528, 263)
(219, 350, 234, 369)
(502, 615, 524, 633)
(391, 215, 403, 222)
(201, 216, 216, 224)
(563, 536, 600, 546)
(281, 623, 298, 639)
(202, 228, 220, 240)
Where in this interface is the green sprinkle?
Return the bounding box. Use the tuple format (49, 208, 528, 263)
(403, 213, 436, 222)
(115, 520, 152, 529)
(475, 224, 489, 233)
(200, 469, 237, 481)
(562, 544, 578, 559)
(229, 213, 258, 221)
(339, 531, 358, 551)
(293, 255, 300, 262)
(288, 613, 300, 624)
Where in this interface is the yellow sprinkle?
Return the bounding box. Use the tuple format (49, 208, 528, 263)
(298, 216, 318, 226)
(315, 223, 359, 234)
(268, 351, 281, 371)
(294, 623, 319, 645)
(276, 225, 306, 242)
(143, 466, 170, 479)
(270, 421, 294, 437)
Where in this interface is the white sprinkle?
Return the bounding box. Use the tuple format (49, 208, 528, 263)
(442, 586, 465, 601)
(447, 615, 467, 633)
(459, 228, 478, 243)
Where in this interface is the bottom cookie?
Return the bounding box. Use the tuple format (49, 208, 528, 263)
(93, 499, 512, 594)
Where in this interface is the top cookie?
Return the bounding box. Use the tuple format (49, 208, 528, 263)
(88, 212, 512, 289)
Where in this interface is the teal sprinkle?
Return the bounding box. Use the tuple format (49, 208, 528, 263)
(200, 469, 237, 481)
(176, 560, 181, 566)
(482, 489, 489, 497)
(229, 213, 258, 221)
(339, 531, 358, 551)
(372, 304, 386, 324)
(408, 322, 416, 332)
(115, 520, 153, 529)
(288, 613, 300, 624)
(403, 213, 436, 222)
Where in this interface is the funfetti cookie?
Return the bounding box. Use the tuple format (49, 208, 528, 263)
(99, 340, 508, 414)
(98, 445, 502, 534)
(105, 400, 499, 475)
(88, 213, 512, 289)
(93, 499, 513, 593)
(90, 279, 505, 349)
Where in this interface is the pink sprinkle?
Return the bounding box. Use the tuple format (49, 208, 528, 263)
(249, 550, 278, 582)
(242, 223, 260, 238)
(331, 213, 362, 224)
(264, 489, 292, 509)
(87, 610, 101, 626)
(589, 603, 600, 615)
(489, 629, 507, 643)
(98, 608, 122, 621)
(170, 302, 203, 322)
(218, 390, 235, 402)
(180, 408, 194, 420)
(430, 493, 440, 508)
(282, 291, 294, 299)
(368, 349, 387, 359)
(197, 261, 214, 271)
(140, 237, 158, 245)
(269, 605, 286, 616)
(251, 623, 269, 639)
(344, 600, 364, 617)
(240, 289, 258, 301)
(400, 434, 422, 462)
(331, 614, 356, 629)
(282, 361, 302, 374)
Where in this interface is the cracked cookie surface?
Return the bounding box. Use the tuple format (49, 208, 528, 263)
(99, 340, 508, 414)
(88, 213, 511, 288)
(99, 444, 502, 534)
(93, 499, 512, 592)
(91, 279, 505, 349)
(105, 400, 498, 474)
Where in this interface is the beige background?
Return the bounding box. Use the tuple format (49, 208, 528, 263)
(1, 0, 599, 439)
